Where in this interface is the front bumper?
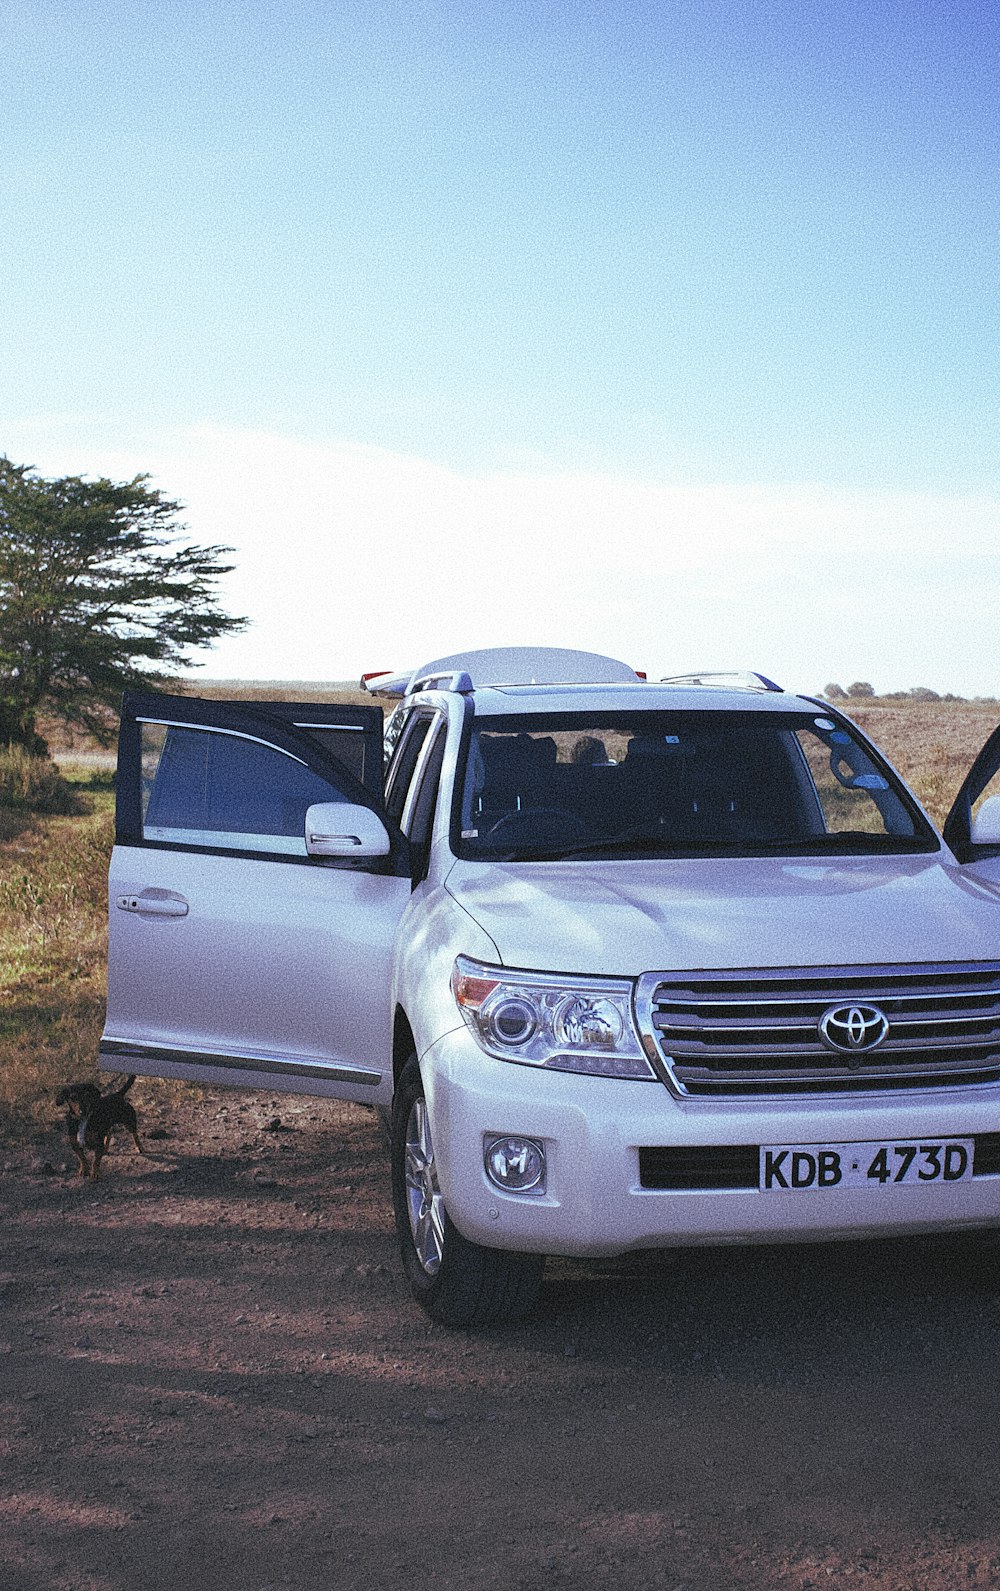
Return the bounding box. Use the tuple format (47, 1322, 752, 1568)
(421, 1028, 1000, 1257)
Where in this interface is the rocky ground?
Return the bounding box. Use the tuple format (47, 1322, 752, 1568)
(4, 1083, 1000, 1591)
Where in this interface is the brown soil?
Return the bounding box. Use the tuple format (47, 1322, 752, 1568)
(4, 1084, 1000, 1591)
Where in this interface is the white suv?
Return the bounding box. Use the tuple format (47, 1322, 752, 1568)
(103, 647, 1000, 1324)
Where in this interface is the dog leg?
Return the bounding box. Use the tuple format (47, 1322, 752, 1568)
(71, 1142, 89, 1178)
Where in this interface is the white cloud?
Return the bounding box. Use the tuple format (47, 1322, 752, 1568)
(7, 420, 1000, 695)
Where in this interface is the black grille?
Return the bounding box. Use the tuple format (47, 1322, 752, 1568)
(974, 1134, 1000, 1176)
(639, 1145, 758, 1190)
(635, 963, 1000, 1097)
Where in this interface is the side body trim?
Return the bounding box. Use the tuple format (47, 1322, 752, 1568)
(100, 1037, 382, 1087)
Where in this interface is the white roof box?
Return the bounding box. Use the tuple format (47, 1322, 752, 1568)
(363, 647, 641, 698)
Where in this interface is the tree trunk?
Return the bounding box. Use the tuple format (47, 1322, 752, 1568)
(0, 704, 48, 756)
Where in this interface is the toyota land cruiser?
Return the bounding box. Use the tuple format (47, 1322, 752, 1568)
(102, 647, 1000, 1324)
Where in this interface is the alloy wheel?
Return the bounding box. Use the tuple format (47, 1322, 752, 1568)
(403, 1096, 446, 1276)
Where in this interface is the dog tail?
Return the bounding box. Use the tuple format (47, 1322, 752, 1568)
(105, 1074, 136, 1098)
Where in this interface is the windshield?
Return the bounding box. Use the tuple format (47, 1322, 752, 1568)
(453, 709, 937, 861)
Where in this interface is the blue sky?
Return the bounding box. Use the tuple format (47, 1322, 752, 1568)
(3, 1, 998, 690)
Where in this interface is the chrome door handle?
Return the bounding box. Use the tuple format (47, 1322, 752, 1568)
(116, 892, 189, 917)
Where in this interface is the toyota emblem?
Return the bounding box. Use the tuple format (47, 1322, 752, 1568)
(818, 1003, 890, 1054)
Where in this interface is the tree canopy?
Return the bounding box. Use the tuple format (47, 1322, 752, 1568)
(0, 456, 248, 751)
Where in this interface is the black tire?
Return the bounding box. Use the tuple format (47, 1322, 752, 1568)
(390, 1057, 544, 1327)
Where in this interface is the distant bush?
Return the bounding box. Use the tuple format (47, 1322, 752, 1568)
(847, 682, 875, 698)
(0, 747, 84, 813)
(821, 683, 848, 699)
(879, 688, 976, 704)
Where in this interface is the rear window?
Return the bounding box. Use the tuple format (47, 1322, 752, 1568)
(453, 710, 936, 861)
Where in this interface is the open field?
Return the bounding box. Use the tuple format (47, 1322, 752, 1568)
(3, 696, 1000, 1590)
(39, 681, 375, 760)
(5, 697, 999, 1137)
(847, 702, 999, 831)
(39, 688, 1000, 830)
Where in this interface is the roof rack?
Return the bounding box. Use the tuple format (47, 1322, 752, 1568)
(409, 669, 474, 695)
(660, 671, 785, 694)
(363, 647, 641, 698)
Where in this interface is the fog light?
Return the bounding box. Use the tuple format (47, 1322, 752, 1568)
(484, 1135, 546, 1193)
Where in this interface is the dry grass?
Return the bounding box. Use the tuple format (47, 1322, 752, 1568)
(847, 702, 998, 829)
(0, 773, 115, 1133)
(5, 695, 997, 1139)
(184, 677, 369, 705)
(0, 746, 85, 814)
(39, 680, 375, 756)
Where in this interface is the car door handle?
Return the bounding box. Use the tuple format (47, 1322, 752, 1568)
(116, 891, 189, 917)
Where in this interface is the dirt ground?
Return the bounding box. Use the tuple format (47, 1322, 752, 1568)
(4, 1084, 1000, 1591)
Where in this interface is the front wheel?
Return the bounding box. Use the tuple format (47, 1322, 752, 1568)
(390, 1058, 544, 1326)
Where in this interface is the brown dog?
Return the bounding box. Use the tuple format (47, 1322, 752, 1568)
(56, 1075, 144, 1179)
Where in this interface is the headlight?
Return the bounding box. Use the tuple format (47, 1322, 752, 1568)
(452, 956, 655, 1079)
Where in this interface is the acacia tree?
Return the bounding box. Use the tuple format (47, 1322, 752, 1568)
(0, 456, 248, 752)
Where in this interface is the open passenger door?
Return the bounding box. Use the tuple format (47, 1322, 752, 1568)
(101, 693, 410, 1105)
(944, 724, 1000, 882)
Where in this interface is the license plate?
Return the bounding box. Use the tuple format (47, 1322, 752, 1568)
(759, 1139, 975, 1192)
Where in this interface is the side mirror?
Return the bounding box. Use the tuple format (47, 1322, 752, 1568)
(969, 794, 1000, 847)
(305, 802, 390, 858)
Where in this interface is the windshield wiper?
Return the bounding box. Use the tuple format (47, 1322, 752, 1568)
(504, 829, 694, 862)
(493, 830, 931, 862)
(743, 832, 925, 854)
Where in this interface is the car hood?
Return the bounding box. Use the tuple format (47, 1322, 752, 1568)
(444, 853, 1000, 975)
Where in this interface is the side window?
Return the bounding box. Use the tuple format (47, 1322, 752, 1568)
(385, 716, 434, 824)
(141, 723, 352, 856)
(383, 703, 408, 772)
(795, 728, 899, 836)
(972, 769, 1000, 822)
(292, 723, 369, 786)
(970, 767, 1000, 848)
(942, 726, 1000, 860)
(406, 723, 448, 878)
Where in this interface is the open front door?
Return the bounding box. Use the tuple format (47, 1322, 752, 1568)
(101, 692, 410, 1106)
(943, 725, 1000, 884)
